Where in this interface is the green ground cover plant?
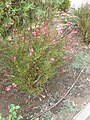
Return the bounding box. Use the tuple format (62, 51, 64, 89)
(72, 51, 90, 69)
(0, 104, 22, 120)
(40, 100, 80, 120)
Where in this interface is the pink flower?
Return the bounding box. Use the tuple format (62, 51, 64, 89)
(29, 48, 34, 56)
(70, 30, 77, 35)
(57, 29, 63, 35)
(29, 48, 33, 52)
(68, 57, 72, 60)
(61, 68, 64, 73)
(12, 83, 17, 88)
(51, 39, 56, 45)
(29, 52, 33, 56)
(42, 23, 47, 35)
(18, 33, 22, 37)
(5, 85, 11, 91)
(69, 39, 73, 43)
(71, 48, 77, 53)
(36, 36, 40, 39)
(64, 45, 71, 50)
(21, 37, 24, 41)
(32, 31, 36, 36)
(36, 28, 39, 33)
(50, 58, 55, 62)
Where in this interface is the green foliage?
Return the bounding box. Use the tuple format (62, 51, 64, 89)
(0, 0, 64, 38)
(60, 101, 80, 113)
(34, 118, 39, 120)
(1, 24, 65, 93)
(0, 114, 5, 120)
(74, 3, 90, 44)
(58, 0, 70, 12)
(86, 81, 90, 86)
(56, 101, 80, 120)
(0, 104, 22, 120)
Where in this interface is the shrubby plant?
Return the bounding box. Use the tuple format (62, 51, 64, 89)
(74, 3, 90, 44)
(0, 0, 70, 94)
(1, 23, 65, 93)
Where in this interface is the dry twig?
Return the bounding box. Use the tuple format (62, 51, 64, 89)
(31, 69, 84, 120)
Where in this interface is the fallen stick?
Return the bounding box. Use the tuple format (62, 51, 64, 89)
(31, 69, 84, 120)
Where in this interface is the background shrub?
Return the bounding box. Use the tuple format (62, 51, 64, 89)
(1, 24, 65, 93)
(0, 0, 70, 38)
(58, 0, 70, 12)
(74, 3, 90, 44)
(0, 0, 62, 37)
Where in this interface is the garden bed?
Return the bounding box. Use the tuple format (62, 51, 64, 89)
(0, 11, 90, 120)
